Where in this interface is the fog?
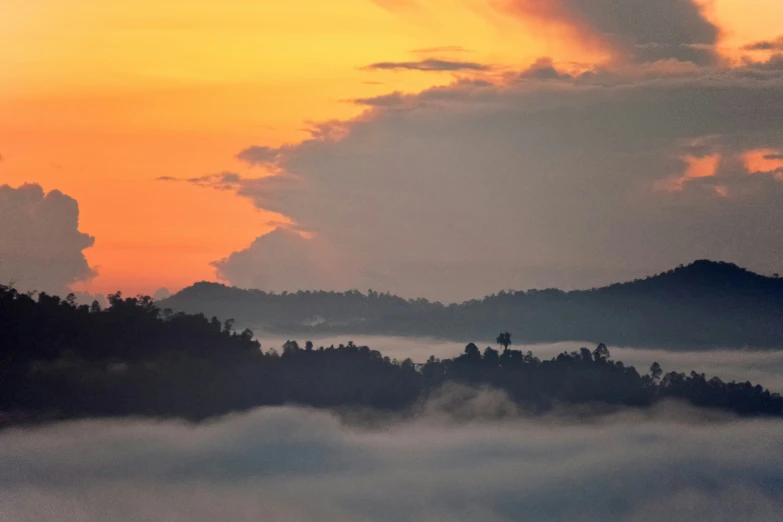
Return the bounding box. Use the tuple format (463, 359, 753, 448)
(2, 393, 783, 522)
(256, 335, 783, 392)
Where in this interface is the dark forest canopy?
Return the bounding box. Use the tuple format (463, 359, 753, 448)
(160, 260, 783, 348)
(1, 284, 781, 427)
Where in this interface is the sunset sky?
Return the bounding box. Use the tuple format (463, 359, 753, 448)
(2, 0, 783, 301)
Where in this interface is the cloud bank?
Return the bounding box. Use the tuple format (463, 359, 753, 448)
(213, 53, 783, 300)
(2, 402, 783, 521)
(0, 183, 95, 294)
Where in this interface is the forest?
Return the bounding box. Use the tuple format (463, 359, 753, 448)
(1, 283, 781, 426)
(160, 260, 783, 348)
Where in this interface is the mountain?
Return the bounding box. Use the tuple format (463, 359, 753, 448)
(160, 260, 783, 348)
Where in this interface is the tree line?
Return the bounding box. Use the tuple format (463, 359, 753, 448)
(1, 284, 781, 426)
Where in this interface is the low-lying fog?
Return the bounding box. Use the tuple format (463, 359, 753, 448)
(2, 388, 782, 522)
(256, 335, 783, 392)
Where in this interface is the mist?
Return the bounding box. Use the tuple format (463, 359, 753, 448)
(255, 335, 783, 392)
(3, 395, 783, 522)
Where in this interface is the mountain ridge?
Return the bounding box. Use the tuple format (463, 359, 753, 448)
(160, 260, 783, 348)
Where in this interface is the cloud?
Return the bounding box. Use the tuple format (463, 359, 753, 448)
(506, 0, 720, 64)
(157, 171, 298, 215)
(764, 153, 783, 161)
(236, 145, 280, 166)
(743, 36, 783, 52)
(362, 59, 491, 72)
(211, 228, 352, 292)
(224, 56, 783, 301)
(0, 183, 95, 294)
(3, 403, 783, 521)
(518, 57, 575, 80)
(350, 91, 407, 107)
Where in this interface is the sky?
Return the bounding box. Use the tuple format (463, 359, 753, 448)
(2, 0, 783, 301)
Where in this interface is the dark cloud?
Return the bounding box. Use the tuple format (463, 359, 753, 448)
(0, 183, 95, 294)
(743, 36, 783, 52)
(764, 153, 783, 160)
(518, 57, 574, 80)
(236, 145, 280, 166)
(363, 59, 491, 72)
(3, 403, 783, 521)
(508, 0, 719, 64)
(224, 56, 783, 301)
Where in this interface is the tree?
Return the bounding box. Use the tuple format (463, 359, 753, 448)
(593, 343, 610, 362)
(496, 332, 511, 351)
(650, 362, 663, 382)
(483, 346, 500, 366)
(305, 340, 314, 351)
(464, 343, 480, 359)
(283, 340, 300, 355)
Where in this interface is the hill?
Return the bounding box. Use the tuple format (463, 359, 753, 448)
(1, 284, 781, 423)
(160, 260, 783, 348)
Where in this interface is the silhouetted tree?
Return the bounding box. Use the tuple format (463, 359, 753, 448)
(650, 362, 663, 382)
(496, 332, 511, 351)
(593, 343, 610, 362)
(464, 343, 480, 359)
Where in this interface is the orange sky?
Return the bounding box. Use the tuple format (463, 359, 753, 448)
(1, 0, 782, 296)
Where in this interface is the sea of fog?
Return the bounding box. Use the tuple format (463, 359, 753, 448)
(3, 391, 783, 521)
(254, 334, 783, 392)
(5, 337, 783, 521)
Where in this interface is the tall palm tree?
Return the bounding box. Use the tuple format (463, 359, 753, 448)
(496, 332, 511, 351)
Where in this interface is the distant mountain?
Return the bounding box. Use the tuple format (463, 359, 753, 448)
(160, 260, 783, 348)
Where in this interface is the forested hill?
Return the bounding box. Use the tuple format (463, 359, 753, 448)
(1, 284, 781, 424)
(161, 260, 783, 348)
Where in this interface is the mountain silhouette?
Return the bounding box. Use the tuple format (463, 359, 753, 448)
(161, 260, 783, 348)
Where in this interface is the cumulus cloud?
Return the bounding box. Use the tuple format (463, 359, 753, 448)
(211, 228, 353, 292)
(0, 183, 95, 294)
(221, 56, 783, 300)
(362, 59, 491, 71)
(506, 0, 720, 64)
(2, 403, 783, 521)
